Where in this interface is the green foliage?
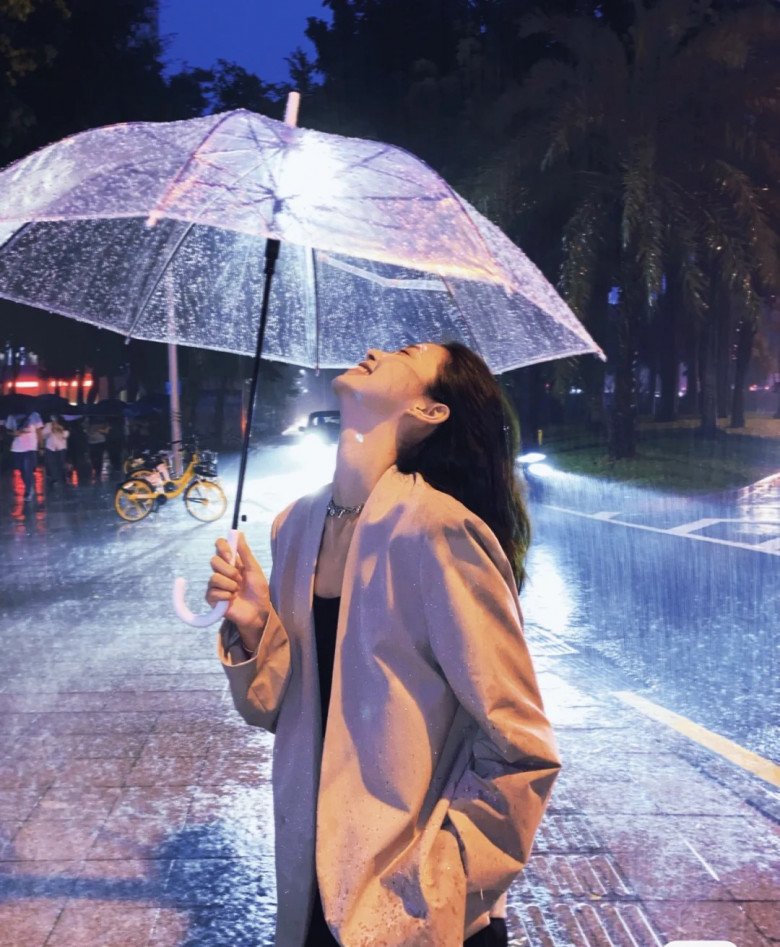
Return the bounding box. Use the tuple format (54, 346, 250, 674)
(208, 59, 284, 114)
(2, 0, 779, 444)
(0, 0, 69, 148)
(545, 422, 780, 493)
(0, 0, 167, 163)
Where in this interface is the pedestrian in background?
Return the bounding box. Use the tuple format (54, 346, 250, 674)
(67, 418, 88, 482)
(106, 416, 125, 472)
(207, 341, 560, 947)
(11, 412, 43, 500)
(86, 418, 108, 480)
(1, 415, 15, 474)
(41, 415, 69, 489)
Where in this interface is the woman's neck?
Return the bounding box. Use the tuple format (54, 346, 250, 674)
(331, 418, 398, 508)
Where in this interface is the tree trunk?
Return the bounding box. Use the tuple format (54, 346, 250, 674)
(679, 326, 699, 416)
(646, 365, 658, 418)
(655, 312, 680, 421)
(655, 281, 679, 422)
(775, 344, 780, 420)
(656, 339, 678, 421)
(716, 299, 732, 419)
(698, 319, 719, 436)
(607, 311, 637, 459)
(729, 318, 756, 428)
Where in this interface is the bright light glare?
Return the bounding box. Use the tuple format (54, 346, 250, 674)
(527, 462, 555, 478)
(294, 437, 337, 472)
(281, 416, 309, 436)
(518, 452, 546, 464)
(523, 545, 576, 638)
(279, 138, 343, 206)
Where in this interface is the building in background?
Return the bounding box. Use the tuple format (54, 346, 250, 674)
(1, 344, 93, 401)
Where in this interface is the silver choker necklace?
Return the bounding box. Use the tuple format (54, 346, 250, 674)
(326, 497, 364, 518)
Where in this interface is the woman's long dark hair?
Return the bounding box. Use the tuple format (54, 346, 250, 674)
(396, 342, 531, 589)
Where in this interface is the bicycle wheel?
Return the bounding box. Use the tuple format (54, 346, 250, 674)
(184, 478, 227, 522)
(114, 477, 156, 522)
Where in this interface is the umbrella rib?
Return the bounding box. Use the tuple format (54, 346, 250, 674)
(0, 221, 31, 255)
(440, 275, 481, 354)
(333, 146, 451, 196)
(123, 221, 195, 340)
(337, 146, 395, 174)
(319, 254, 445, 291)
(146, 111, 246, 225)
(436, 188, 513, 289)
(125, 141, 292, 341)
(305, 247, 321, 371)
(247, 119, 288, 155)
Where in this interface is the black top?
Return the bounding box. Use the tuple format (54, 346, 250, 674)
(305, 595, 343, 947)
(312, 594, 340, 737)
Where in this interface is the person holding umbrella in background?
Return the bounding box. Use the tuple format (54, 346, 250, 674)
(207, 341, 560, 947)
(10, 411, 43, 500)
(41, 414, 69, 489)
(86, 417, 109, 481)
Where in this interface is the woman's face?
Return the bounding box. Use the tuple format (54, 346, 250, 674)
(333, 343, 449, 416)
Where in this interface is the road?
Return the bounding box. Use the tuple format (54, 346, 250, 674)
(0, 443, 777, 946)
(525, 478, 779, 763)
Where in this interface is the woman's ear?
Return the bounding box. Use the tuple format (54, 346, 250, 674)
(406, 400, 450, 428)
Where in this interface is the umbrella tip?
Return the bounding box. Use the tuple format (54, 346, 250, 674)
(284, 92, 301, 128)
(146, 210, 162, 229)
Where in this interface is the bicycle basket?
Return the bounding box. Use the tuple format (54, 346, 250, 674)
(194, 450, 218, 478)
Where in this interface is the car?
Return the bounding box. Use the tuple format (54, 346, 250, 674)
(300, 410, 341, 444)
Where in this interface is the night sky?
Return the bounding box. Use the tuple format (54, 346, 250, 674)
(159, 0, 329, 84)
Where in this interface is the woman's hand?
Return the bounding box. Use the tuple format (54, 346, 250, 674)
(206, 532, 270, 652)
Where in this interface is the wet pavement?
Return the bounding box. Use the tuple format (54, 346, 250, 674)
(0, 445, 778, 946)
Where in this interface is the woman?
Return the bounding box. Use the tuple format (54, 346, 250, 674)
(41, 415, 70, 488)
(11, 413, 42, 500)
(207, 342, 560, 947)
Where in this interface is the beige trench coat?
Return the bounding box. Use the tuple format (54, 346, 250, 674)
(219, 466, 561, 947)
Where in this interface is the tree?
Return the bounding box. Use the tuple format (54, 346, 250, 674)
(208, 59, 284, 114)
(469, 0, 780, 456)
(1, 0, 171, 165)
(0, 0, 69, 153)
(303, 0, 479, 163)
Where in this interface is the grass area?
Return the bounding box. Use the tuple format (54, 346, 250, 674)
(540, 414, 780, 495)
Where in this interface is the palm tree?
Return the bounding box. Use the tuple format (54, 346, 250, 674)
(468, 0, 780, 457)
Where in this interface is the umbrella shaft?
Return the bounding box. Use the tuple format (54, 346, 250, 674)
(232, 238, 281, 530)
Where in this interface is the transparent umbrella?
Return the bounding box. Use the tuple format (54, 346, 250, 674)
(0, 99, 603, 623)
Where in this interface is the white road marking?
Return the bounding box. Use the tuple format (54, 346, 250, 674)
(755, 536, 780, 552)
(666, 518, 722, 535)
(546, 505, 780, 555)
(678, 836, 720, 881)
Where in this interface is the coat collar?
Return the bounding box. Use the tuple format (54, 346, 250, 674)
(297, 465, 413, 609)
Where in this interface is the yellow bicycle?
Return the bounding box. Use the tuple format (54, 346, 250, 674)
(114, 443, 227, 523)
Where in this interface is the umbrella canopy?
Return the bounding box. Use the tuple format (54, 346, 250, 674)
(0, 109, 601, 372)
(77, 399, 127, 417)
(33, 393, 75, 416)
(0, 393, 35, 417)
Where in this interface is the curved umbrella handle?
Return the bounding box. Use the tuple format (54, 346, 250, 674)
(173, 528, 238, 627)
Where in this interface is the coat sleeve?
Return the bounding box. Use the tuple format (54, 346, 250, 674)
(216, 516, 292, 733)
(417, 518, 561, 921)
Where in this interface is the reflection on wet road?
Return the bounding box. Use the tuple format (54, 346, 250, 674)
(525, 473, 779, 763)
